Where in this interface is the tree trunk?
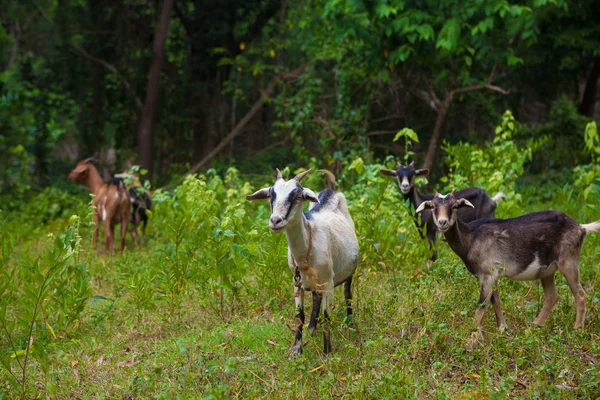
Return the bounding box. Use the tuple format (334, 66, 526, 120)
(423, 97, 452, 171)
(579, 57, 600, 117)
(137, 0, 175, 181)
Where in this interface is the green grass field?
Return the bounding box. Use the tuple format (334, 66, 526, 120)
(2, 166, 600, 399)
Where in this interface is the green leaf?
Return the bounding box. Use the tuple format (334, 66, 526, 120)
(436, 18, 461, 51)
(394, 128, 419, 143)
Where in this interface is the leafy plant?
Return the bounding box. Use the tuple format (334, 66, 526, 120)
(442, 110, 535, 216)
(0, 215, 91, 398)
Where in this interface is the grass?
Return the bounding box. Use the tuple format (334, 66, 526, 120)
(2, 165, 600, 399)
(2, 215, 600, 399)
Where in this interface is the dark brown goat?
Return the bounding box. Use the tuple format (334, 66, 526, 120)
(115, 172, 152, 245)
(417, 192, 600, 346)
(68, 159, 131, 253)
(381, 161, 505, 266)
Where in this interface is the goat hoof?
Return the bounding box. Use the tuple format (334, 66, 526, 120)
(289, 345, 303, 358)
(498, 323, 508, 333)
(466, 331, 483, 351)
(308, 325, 317, 336)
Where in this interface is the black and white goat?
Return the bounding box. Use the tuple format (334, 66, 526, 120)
(416, 192, 600, 345)
(247, 169, 359, 355)
(114, 172, 152, 245)
(381, 161, 505, 266)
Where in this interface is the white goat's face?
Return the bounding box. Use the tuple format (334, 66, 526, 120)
(415, 192, 474, 233)
(246, 169, 319, 233)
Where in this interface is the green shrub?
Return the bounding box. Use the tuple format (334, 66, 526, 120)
(442, 110, 535, 216)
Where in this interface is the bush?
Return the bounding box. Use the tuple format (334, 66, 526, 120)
(442, 110, 535, 216)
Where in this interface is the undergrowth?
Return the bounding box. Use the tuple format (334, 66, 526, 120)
(1, 114, 600, 399)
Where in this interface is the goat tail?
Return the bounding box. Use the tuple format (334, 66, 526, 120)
(319, 169, 336, 191)
(581, 220, 600, 233)
(491, 191, 506, 204)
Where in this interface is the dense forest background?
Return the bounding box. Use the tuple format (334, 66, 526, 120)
(1, 0, 599, 193)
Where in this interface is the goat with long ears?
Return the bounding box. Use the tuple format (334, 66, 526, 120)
(416, 191, 600, 347)
(68, 158, 131, 253)
(247, 168, 359, 356)
(381, 161, 505, 266)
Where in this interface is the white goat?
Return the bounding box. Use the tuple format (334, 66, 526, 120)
(247, 168, 359, 355)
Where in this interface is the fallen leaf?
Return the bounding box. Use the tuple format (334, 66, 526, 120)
(464, 373, 480, 380)
(267, 339, 278, 347)
(71, 359, 79, 367)
(96, 355, 105, 366)
(117, 359, 135, 367)
(309, 365, 325, 373)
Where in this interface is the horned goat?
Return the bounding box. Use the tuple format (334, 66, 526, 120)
(416, 192, 600, 346)
(247, 169, 359, 355)
(68, 158, 131, 253)
(381, 161, 505, 266)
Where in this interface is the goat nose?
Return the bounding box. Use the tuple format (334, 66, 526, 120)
(438, 218, 448, 228)
(270, 216, 283, 225)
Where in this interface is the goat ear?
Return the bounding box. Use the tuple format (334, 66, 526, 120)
(301, 188, 319, 203)
(415, 201, 433, 213)
(455, 198, 475, 209)
(415, 168, 429, 177)
(246, 187, 271, 201)
(380, 169, 397, 177)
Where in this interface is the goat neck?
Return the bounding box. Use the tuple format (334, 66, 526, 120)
(85, 164, 106, 195)
(284, 212, 311, 260)
(404, 184, 424, 210)
(442, 217, 473, 263)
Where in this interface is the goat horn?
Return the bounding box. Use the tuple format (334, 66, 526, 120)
(294, 168, 312, 182)
(409, 161, 414, 167)
(275, 168, 283, 180)
(81, 157, 96, 164)
(434, 189, 439, 197)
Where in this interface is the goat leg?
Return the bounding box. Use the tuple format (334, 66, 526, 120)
(533, 274, 559, 326)
(290, 286, 305, 357)
(323, 309, 332, 354)
(322, 281, 334, 354)
(308, 292, 322, 335)
(467, 277, 495, 349)
(560, 260, 586, 329)
(120, 220, 128, 253)
(344, 276, 353, 326)
(92, 212, 100, 250)
(490, 290, 507, 331)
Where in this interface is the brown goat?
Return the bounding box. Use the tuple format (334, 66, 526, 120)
(68, 158, 131, 253)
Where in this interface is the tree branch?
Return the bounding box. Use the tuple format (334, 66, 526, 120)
(184, 65, 307, 176)
(70, 46, 144, 112)
(366, 130, 398, 136)
(449, 63, 510, 97)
